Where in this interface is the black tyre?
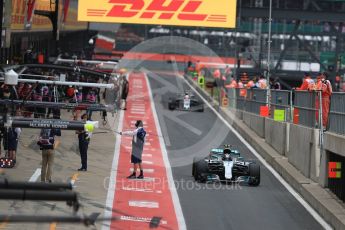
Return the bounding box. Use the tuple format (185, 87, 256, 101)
(248, 163, 260, 186)
(192, 157, 203, 177)
(194, 159, 209, 182)
(168, 98, 176, 110)
(197, 104, 204, 112)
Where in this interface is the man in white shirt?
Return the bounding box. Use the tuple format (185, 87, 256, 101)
(120, 120, 146, 179)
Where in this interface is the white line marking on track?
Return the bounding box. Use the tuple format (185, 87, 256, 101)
(130, 108, 146, 112)
(128, 177, 156, 182)
(128, 200, 159, 208)
(142, 160, 153, 165)
(145, 148, 157, 151)
(128, 115, 147, 118)
(120, 216, 167, 225)
(130, 168, 154, 173)
(122, 186, 162, 193)
(146, 73, 187, 230)
(142, 153, 153, 157)
(102, 108, 124, 230)
(182, 75, 332, 230)
(28, 168, 41, 182)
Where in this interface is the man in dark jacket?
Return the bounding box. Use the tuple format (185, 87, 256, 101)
(121, 75, 129, 110)
(76, 114, 90, 171)
(37, 127, 61, 183)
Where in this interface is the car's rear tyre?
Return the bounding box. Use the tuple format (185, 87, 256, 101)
(194, 159, 209, 183)
(168, 98, 176, 110)
(197, 104, 204, 112)
(248, 163, 260, 186)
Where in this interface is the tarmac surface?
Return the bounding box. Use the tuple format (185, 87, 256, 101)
(147, 72, 325, 230)
(0, 71, 328, 230)
(0, 111, 117, 230)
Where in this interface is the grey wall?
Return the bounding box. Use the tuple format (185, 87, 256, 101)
(243, 111, 265, 138)
(265, 118, 287, 156)
(324, 132, 345, 158)
(287, 124, 314, 178)
(310, 130, 321, 182)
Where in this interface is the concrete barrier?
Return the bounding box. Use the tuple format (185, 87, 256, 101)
(287, 124, 314, 178)
(229, 107, 243, 120)
(184, 75, 345, 229)
(242, 111, 265, 138)
(310, 129, 321, 182)
(243, 111, 251, 127)
(265, 118, 287, 155)
(324, 132, 345, 158)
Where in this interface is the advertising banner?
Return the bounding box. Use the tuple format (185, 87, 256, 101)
(78, 0, 237, 28)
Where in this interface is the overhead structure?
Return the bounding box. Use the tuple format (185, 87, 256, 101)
(0, 77, 114, 89)
(0, 100, 110, 112)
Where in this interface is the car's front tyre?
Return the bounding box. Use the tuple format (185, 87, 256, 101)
(194, 158, 209, 183)
(248, 163, 260, 186)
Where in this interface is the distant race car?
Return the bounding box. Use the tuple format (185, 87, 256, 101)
(168, 91, 204, 112)
(192, 145, 260, 186)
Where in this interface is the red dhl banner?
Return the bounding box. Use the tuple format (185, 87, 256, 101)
(78, 0, 237, 28)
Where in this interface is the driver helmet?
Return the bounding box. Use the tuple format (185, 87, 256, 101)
(223, 146, 232, 160)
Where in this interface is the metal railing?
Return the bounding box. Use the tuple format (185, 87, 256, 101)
(329, 93, 345, 135)
(245, 89, 268, 115)
(225, 88, 323, 129)
(270, 90, 291, 122)
(186, 72, 345, 134)
(293, 90, 319, 128)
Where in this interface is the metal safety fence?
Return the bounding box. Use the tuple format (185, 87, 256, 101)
(185, 72, 345, 133)
(230, 88, 268, 114)
(245, 89, 268, 115)
(223, 88, 324, 129)
(293, 91, 320, 128)
(328, 93, 345, 135)
(270, 90, 291, 122)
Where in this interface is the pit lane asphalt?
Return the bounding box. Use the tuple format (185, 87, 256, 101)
(148, 72, 324, 230)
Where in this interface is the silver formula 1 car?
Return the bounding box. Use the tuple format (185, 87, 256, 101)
(168, 91, 204, 112)
(192, 145, 260, 186)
